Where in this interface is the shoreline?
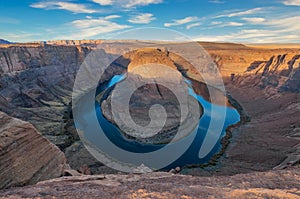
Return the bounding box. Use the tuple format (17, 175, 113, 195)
(181, 91, 250, 170)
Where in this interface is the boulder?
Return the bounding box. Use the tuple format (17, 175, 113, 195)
(0, 111, 68, 189)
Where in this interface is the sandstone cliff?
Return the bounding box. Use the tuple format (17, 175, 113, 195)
(0, 45, 91, 148)
(45, 40, 102, 46)
(0, 41, 299, 178)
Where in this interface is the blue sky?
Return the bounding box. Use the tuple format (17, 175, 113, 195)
(1, 0, 300, 43)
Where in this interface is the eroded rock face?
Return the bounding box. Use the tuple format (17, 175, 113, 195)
(0, 111, 69, 189)
(0, 42, 299, 178)
(0, 45, 92, 148)
(235, 53, 300, 93)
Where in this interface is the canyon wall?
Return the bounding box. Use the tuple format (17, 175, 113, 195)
(0, 42, 299, 176)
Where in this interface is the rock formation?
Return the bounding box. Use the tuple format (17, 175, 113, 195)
(0, 45, 91, 148)
(233, 53, 300, 93)
(0, 111, 69, 189)
(45, 40, 102, 46)
(100, 49, 202, 144)
(0, 42, 299, 194)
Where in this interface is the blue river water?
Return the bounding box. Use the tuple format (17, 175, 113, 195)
(93, 74, 240, 170)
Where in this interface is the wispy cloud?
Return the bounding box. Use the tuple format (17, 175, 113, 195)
(210, 21, 243, 27)
(128, 13, 156, 24)
(30, 1, 96, 13)
(223, 22, 243, 27)
(194, 29, 277, 42)
(92, 0, 113, 6)
(186, 22, 201, 29)
(215, 8, 262, 18)
(2, 32, 42, 41)
(197, 32, 300, 43)
(69, 16, 130, 38)
(242, 17, 265, 23)
(72, 15, 121, 28)
(92, 0, 163, 8)
(211, 21, 222, 25)
(164, 16, 199, 27)
(194, 15, 300, 43)
(263, 16, 300, 33)
(209, 0, 225, 4)
(282, 0, 300, 6)
(0, 17, 20, 24)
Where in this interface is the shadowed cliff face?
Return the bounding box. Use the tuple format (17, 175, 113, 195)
(207, 48, 300, 96)
(237, 54, 300, 92)
(232, 53, 300, 93)
(0, 45, 92, 148)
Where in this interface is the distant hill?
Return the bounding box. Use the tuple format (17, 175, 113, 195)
(198, 41, 251, 50)
(246, 43, 300, 49)
(0, 39, 11, 44)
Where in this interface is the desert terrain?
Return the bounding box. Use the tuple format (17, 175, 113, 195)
(0, 41, 299, 198)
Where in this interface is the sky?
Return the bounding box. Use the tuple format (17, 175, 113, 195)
(1, 0, 300, 43)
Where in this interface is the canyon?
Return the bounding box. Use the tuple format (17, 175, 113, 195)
(0, 40, 299, 198)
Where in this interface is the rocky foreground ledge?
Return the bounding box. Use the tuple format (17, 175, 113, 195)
(0, 168, 299, 198)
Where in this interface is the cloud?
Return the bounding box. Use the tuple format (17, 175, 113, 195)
(216, 8, 262, 18)
(224, 22, 243, 26)
(194, 29, 300, 43)
(69, 16, 130, 38)
(128, 13, 156, 24)
(2, 32, 41, 41)
(242, 17, 265, 23)
(211, 21, 222, 25)
(0, 17, 20, 24)
(92, 0, 163, 8)
(209, 0, 225, 4)
(104, 15, 121, 19)
(164, 16, 199, 27)
(30, 1, 97, 13)
(263, 16, 300, 33)
(186, 22, 201, 29)
(282, 0, 300, 6)
(193, 29, 277, 42)
(92, 0, 113, 6)
(72, 15, 121, 28)
(211, 21, 243, 27)
(194, 15, 300, 43)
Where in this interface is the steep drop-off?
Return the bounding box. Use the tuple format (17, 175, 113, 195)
(0, 45, 91, 148)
